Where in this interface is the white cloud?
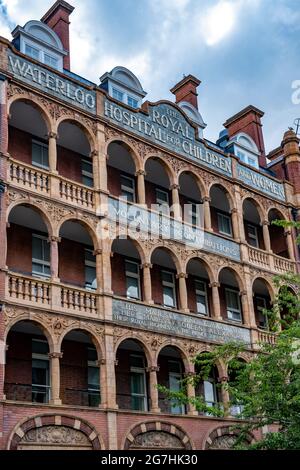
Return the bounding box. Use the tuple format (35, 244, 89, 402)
(201, 1, 237, 46)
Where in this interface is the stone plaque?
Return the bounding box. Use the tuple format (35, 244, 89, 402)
(236, 163, 285, 201)
(112, 299, 251, 345)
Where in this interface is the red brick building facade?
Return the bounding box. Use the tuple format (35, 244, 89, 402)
(0, 0, 299, 450)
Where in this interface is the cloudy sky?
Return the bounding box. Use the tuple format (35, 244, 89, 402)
(0, 0, 300, 152)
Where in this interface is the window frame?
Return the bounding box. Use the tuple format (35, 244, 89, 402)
(32, 233, 51, 278)
(130, 354, 148, 411)
(161, 270, 177, 308)
(255, 295, 268, 329)
(168, 360, 185, 414)
(84, 248, 97, 290)
(32, 139, 49, 170)
(31, 339, 50, 403)
(23, 40, 61, 70)
(125, 259, 141, 300)
(195, 279, 209, 316)
(225, 287, 242, 323)
(127, 95, 139, 109)
(81, 159, 94, 188)
(217, 211, 233, 237)
(120, 174, 136, 203)
(112, 87, 124, 102)
(247, 223, 259, 248)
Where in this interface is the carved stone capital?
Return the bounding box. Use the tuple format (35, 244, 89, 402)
(239, 290, 247, 297)
(146, 366, 160, 373)
(48, 132, 57, 140)
(141, 263, 153, 269)
(169, 184, 180, 191)
(176, 272, 188, 279)
(93, 249, 102, 256)
(231, 208, 238, 214)
(284, 230, 292, 236)
(209, 282, 220, 288)
(135, 169, 146, 176)
(261, 220, 270, 226)
(48, 236, 61, 244)
(48, 352, 63, 359)
(90, 150, 98, 158)
(202, 196, 211, 203)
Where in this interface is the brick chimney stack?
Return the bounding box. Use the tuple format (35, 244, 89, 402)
(281, 129, 300, 194)
(224, 105, 266, 167)
(41, 0, 74, 70)
(170, 75, 201, 110)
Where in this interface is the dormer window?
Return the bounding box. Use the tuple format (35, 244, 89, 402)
(226, 133, 260, 169)
(100, 66, 147, 109)
(12, 20, 66, 72)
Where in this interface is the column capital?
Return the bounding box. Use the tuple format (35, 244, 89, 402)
(90, 149, 99, 158)
(209, 281, 220, 288)
(184, 371, 196, 378)
(218, 375, 228, 383)
(202, 196, 211, 203)
(176, 272, 188, 279)
(48, 132, 57, 140)
(231, 207, 238, 214)
(239, 290, 247, 297)
(146, 366, 160, 373)
(96, 358, 106, 366)
(261, 220, 270, 226)
(48, 352, 63, 359)
(141, 262, 152, 269)
(93, 248, 103, 256)
(284, 229, 292, 236)
(48, 236, 61, 243)
(170, 183, 180, 191)
(135, 169, 146, 176)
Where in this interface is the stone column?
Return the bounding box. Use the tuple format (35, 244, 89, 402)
(147, 366, 160, 413)
(231, 208, 240, 241)
(209, 282, 222, 320)
(96, 123, 108, 193)
(104, 329, 118, 410)
(141, 263, 153, 304)
(49, 352, 63, 405)
(98, 358, 107, 409)
(203, 196, 212, 231)
(262, 220, 272, 252)
(285, 229, 295, 260)
(186, 371, 197, 416)
(136, 170, 146, 205)
(177, 272, 189, 312)
(94, 249, 103, 292)
(170, 184, 181, 220)
(240, 290, 251, 327)
(48, 132, 58, 173)
(48, 236, 60, 281)
(102, 246, 113, 295)
(243, 269, 257, 328)
(219, 376, 230, 416)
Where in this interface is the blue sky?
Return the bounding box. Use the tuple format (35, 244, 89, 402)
(1, 0, 300, 152)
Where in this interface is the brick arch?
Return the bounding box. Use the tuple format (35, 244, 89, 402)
(4, 315, 55, 354)
(209, 182, 235, 211)
(144, 153, 176, 186)
(149, 245, 183, 273)
(110, 235, 147, 265)
(7, 201, 54, 238)
(267, 206, 289, 222)
(106, 136, 142, 171)
(155, 341, 190, 373)
(252, 275, 276, 300)
(184, 255, 215, 283)
(177, 168, 206, 197)
(56, 216, 99, 250)
(241, 196, 265, 223)
(57, 325, 105, 360)
(55, 117, 96, 152)
(115, 334, 153, 368)
(203, 425, 254, 450)
(8, 95, 52, 133)
(7, 414, 104, 450)
(217, 265, 245, 291)
(122, 420, 194, 450)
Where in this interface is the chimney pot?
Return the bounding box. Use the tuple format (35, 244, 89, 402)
(170, 74, 201, 110)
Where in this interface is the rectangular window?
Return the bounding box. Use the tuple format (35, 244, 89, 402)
(130, 355, 147, 411)
(195, 280, 209, 315)
(85, 248, 97, 290)
(187, 201, 199, 226)
(155, 188, 169, 215)
(247, 224, 259, 248)
(237, 150, 245, 162)
(125, 260, 141, 300)
(32, 339, 50, 404)
(32, 234, 50, 278)
(82, 159, 94, 187)
(44, 53, 58, 69)
(32, 141, 49, 169)
(217, 212, 232, 237)
(87, 347, 100, 406)
(168, 360, 184, 414)
(204, 380, 218, 408)
(120, 174, 136, 202)
(225, 288, 242, 322)
(162, 270, 176, 308)
(112, 88, 124, 102)
(256, 296, 268, 329)
(127, 96, 139, 108)
(25, 43, 40, 60)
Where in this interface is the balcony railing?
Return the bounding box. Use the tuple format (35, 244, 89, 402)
(9, 159, 49, 194)
(59, 179, 95, 209)
(8, 273, 51, 305)
(248, 246, 270, 269)
(257, 329, 276, 346)
(273, 254, 295, 274)
(247, 245, 296, 274)
(61, 285, 97, 314)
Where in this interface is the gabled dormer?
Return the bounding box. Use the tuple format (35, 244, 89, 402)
(12, 20, 66, 71)
(100, 66, 147, 109)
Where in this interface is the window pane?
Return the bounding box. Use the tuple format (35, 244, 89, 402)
(226, 290, 239, 310)
(204, 380, 215, 404)
(169, 361, 181, 373)
(32, 340, 48, 355)
(85, 266, 97, 289)
(162, 271, 173, 283)
(32, 360, 49, 386)
(25, 44, 39, 60)
(32, 142, 49, 169)
(156, 189, 169, 204)
(112, 88, 124, 101)
(85, 249, 95, 263)
(131, 372, 145, 395)
(127, 96, 138, 108)
(196, 294, 207, 314)
(44, 53, 58, 69)
(163, 286, 175, 307)
(125, 261, 138, 274)
(87, 347, 97, 361)
(126, 277, 139, 299)
(88, 367, 99, 389)
(32, 236, 43, 260)
(130, 355, 144, 368)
